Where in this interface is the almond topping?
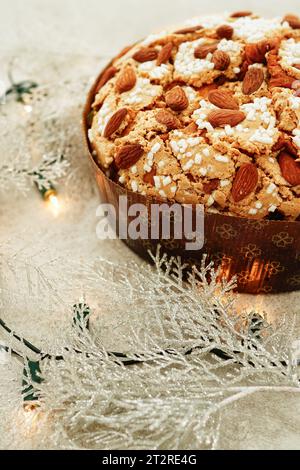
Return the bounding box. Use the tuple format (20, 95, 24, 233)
(283, 14, 300, 29)
(208, 89, 239, 110)
(270, 73, 295, 88)
(96, 66, 118, 92)
(156, 109, 181, 130)
(132, 47, 158, 63)
(272, 134, 298, 156)
(242, 67, 264, 94)
(284, 140, 298, 157)
(174, 25, 203, 34)
(194, 43, 218, 59)
(230, 11, 252, 18)
(165, 86, 189, 112)
(244, 41, 270, 64)
(157, 42, 173, 66)
(212, 50, 231, 71)
(115, 67, 136, 93)
(203, 179, 219, 194)
(278, 151, 300, 186)
(115, 143, 144, 170)
(232, 163, 258, 202)
(103, 108, 128, 138)
(216, 24, 234, 39)
(207, 109, 245, 128)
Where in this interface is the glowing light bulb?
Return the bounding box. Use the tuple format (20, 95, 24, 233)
(23, 402, 39, 413)
(44, 189, 61, 217)
(24, 104, 32, 113)
(15, 403, 43, 437)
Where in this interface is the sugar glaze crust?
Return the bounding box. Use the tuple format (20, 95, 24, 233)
(88, 12, 300, 221)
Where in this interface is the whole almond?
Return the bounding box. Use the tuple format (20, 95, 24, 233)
(115, 143, 144, 169)
(285, 140, 299, 156)
(212, 50, 231, 70)
(272, 134, 298, 156)
(237, 60, 251, 80)
(208, 89, 239, 110)
(230, 11, 252, 18)
(272, 134, 288, 152)
(115, 67, 136, 93)
(216, 24, 234, 39)
(242, 67, 264, 94)
(270, 73, 295, 88)
(174, 24, 203, 34)
(157, 43, 173, 66)
(279, 151, 300, 186)
(103, 108, 128, 138)
(232, 163, 258, 202)
(132, 47, 158, 63)
(165, 86, 189, 112)
(283, 14, 300, 29)
(207, 109, 245, 128)
(203, 179, 219, 194)
(244, 41, 269, 64)
(96, 66, 118, 91)
(194, 43, 218, 59)
(156, 109, 181, 129)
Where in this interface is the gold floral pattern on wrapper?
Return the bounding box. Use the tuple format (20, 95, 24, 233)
(257, 285, 273, 294)
(237, 271, 254, 286)
(240, 244, 262, 259)
(264, 260, 285, 277)
(245, 219, 270, 232)
(272, 232, 294, 248)
(160, 238, 185, 252)
(216, 224, 238, 240)
(83, 66, 300, 295)
(288, 274, 300, 287)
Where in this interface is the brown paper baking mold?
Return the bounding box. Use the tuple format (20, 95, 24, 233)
(83, 66, 300, 294)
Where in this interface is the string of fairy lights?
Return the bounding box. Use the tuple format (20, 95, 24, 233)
(0, 71, 63, 214)
(0, 72, 63, 412)
(0, 294, 291, 415)
(0, 304, 91, 412)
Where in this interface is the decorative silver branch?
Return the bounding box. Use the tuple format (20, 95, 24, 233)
(8, 249, 297, 450)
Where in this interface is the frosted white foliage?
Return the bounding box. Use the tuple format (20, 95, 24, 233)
(0, 72, 94, 197)
(14, 249, 299, 450)
(0, 152, 69, 194)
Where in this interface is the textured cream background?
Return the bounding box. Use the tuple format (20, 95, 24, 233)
(0, 0, 300, 450)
